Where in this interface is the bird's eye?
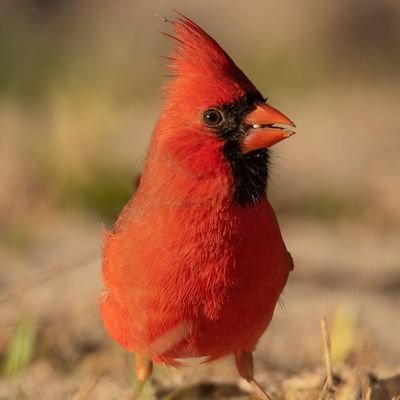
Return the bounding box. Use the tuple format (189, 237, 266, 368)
(202, 108, 224, 128)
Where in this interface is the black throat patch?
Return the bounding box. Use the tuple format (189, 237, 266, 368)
(223, 141, 269, 206)
(212, 92, 270, 206)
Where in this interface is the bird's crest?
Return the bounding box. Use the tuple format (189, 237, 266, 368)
(160, 13, 258, 106)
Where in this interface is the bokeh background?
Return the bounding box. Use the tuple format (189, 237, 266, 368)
(1, 1, 399, 399)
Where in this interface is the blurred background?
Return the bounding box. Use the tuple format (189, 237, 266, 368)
(0, 0, 399, 399)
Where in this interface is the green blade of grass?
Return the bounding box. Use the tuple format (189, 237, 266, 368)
(2, 317, 38, 377)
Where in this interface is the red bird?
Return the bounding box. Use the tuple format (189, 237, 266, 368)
(101, 14, 295, 400)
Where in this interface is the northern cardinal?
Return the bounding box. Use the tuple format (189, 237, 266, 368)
(101, 14, 295, 400)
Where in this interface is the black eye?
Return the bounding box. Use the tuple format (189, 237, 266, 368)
(202, 108, 224, 127)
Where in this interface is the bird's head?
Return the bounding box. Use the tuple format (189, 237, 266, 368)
(152, 14, 296, 206)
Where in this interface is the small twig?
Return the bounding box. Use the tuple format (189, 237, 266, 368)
(321, 318, 334, 387)
(365, 386, 373, 400)
(318, 318, 335, 400)
(318, 380, 329, 400)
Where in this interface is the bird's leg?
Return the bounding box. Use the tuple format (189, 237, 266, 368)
(132, 353, 153, 400)
(234, 350, 273, 400)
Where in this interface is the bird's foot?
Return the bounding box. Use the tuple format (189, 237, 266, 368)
(132, 354, 153, 400)
(234, 350, 273, 400)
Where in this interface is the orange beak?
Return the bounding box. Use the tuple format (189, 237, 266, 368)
(241, 102, 296, 153)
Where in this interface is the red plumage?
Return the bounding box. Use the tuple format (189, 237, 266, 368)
(100, 13, 294, 379)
